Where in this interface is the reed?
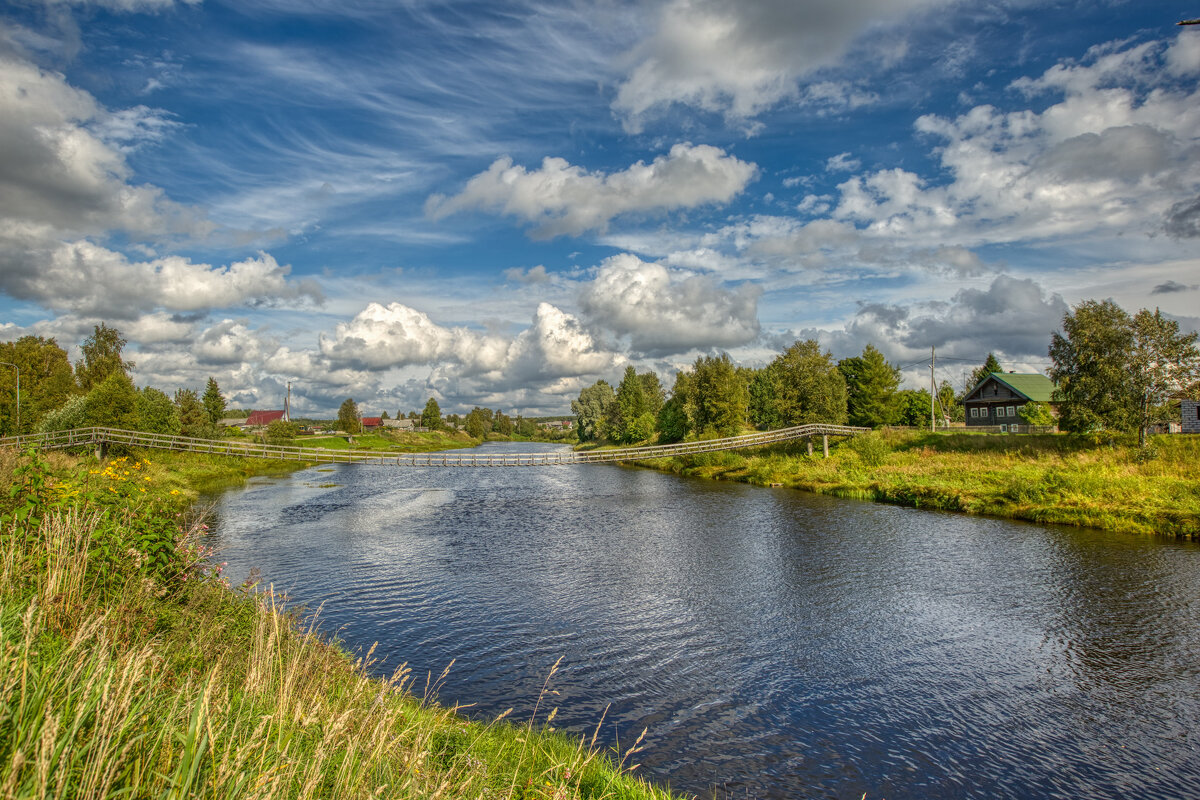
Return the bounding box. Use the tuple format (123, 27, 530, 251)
(0, 449, 682, 799)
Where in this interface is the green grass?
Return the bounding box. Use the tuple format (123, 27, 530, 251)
(293, 429, 479, 453)
(0, 448, 682, 800)
(635, 430, 1200, 538)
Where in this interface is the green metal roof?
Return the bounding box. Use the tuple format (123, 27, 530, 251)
(972, 372, 1056, 402)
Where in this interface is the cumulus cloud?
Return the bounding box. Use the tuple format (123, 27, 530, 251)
(0, 240, 321, 317)
(579, 253, 761, 356)
(839, 37, 1200, 247)
(612, 0, 949, 129)
(319, 301, 622, 390)
(1165, 196, 1200, 239)
(0, 53, 209, 241)
(795, 275, 1068, 363)
(425, 143, 757, 238)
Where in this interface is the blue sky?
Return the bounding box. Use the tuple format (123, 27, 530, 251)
(1, 0, 1198, 416)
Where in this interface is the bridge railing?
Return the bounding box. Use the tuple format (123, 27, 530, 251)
(0, 423, 868, 467)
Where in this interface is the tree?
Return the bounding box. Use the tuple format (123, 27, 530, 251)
(639, 371, 665, 417)
(966, 352, 1003, 395)
(421, 397, 442, 430)
(1018, 402, 1056, 427)
(752, 340, 847, 428)
(176, 388, 217, 438)
(37, 395, 89, 433)
(896, 389, 933, 427)
(137, 387, 180, 435)
(0, 335, 77, 435)
(76, 323, 133, 392)
(657, 371, 692, 443)
(690, 353, 748, 437)
(83, 372, 139, 429)
(337, 398, 361, 434)
(1049, 300, 1137, 434)
(1130, 308, 1200, 446)
(609, 366, 651, 444)
(265, 419, 299, 444)
(202, 377, 226, 424)
(572, 380, 615, 442)
(493, 410, 513, 436)
(839, 344, 902, 428)
(465, 407, 489, 438)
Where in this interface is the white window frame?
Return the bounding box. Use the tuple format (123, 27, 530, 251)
(1007, 406, 1015, 417)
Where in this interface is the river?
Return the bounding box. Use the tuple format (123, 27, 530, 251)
(205, 441, 1200, 799)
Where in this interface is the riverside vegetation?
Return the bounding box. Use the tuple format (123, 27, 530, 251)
(0, 446, 678, 800)
(631, 430, 1200, 538)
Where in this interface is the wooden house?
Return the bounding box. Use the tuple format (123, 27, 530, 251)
(1180, 399, 1200, 434)
(244, 409, 287, 428)
(963, 373, 1057, 430)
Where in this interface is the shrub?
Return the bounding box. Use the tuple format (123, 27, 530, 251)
(848, 432, 890, 467)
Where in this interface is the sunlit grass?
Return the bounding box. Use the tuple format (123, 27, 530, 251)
(0, 450, 682, 800)
(640, 431, 1200, 537)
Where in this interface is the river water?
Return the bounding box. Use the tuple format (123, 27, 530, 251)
(205, 441, 1200, 799)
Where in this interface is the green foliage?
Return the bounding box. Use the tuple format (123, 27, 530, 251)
(689, 352, 748, 437)
(657, 371, 691, 443)
(37, 395, 89, 433)
(175, 388, 218, 439)
(1130, 308, 1200, 446)
(137, 387, 181, 435)
(753, 339, 847, 428)
(75, 323, 133, 392)
(848, 432, 891, 467)
(421, 397, 443, 430)
(839, 344, 902, 428)
(493, 410, 513, 436)
(83, 371, 139, 429)
(264, 419, 300, 444)
(0, 335, 77, 435)
(895, 389, 932, 427)
(202, 377, 226, 424)
(464, 407, 489, 438)
(608, 366, 656, 444)
(1019, 401, 1056, 427)
(572, 380, 615, 442)
(337, 397, 360, 434)
(1050, 299, 1137, 434)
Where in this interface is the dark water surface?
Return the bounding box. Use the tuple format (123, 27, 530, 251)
(206, 442, 1200, 799)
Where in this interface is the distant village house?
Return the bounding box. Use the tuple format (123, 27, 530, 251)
(963, 373, 1057, 431)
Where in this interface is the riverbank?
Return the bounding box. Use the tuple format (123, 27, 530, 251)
(631, 430, 1200, 537)
(0, 447, 679, 799)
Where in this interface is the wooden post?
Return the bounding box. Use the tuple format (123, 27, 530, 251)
(95, 440, 107, 461)
(806, 438, 813, 456)
(822, 434, 829, 458)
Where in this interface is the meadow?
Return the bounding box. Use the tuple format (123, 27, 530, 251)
(0, 446, 680, 800)
(635, 430, 1200, 538)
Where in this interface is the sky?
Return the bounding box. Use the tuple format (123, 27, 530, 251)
(1, 0, 1198, 418)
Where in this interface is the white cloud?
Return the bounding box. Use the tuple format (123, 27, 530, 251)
(612, 0, 949, 130)
(0, 53, 209, 241)
(0, 239, 321, 317)
(579, 253, 761, 356)
(318, 301, 622, 390)
(425, 143, 758, 238)
(825, 152, 861, 172)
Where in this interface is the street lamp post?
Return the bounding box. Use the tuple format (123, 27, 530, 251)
(0, 361, 19, 435)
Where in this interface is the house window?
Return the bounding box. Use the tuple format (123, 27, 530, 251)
(1000, 424, 1007, 433)
(970, 408, 978, 418)
(1007, 406, 1015, 417)
(996, 406, 1005, 417)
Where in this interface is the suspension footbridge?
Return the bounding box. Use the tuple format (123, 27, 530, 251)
(0, 424, 867, 467)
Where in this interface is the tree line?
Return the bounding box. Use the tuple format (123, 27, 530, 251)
(573, 300, 1200, 446)
(0, 324, 227, 438)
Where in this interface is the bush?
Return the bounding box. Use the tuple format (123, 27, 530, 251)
(264, 419, 300, 444)
(848, 432, 891, 467)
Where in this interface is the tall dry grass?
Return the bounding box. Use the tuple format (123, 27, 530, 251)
(0, 500, 678, 800)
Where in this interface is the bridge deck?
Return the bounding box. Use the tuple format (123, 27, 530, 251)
(0, 424, 867, 467)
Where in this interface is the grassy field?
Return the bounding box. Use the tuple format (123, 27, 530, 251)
(0, 447, 681, 800)
(293, 429, 479, 453)
(632, 430, 1200, 538)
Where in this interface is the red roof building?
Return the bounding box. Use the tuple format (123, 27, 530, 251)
(361, 416, 383, 429)
(245, 410, 286, 426)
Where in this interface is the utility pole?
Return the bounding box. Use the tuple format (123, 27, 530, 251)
(285, 381, 291, 422)
(930, 347, 936, 433)
(0, 361, 18, 435)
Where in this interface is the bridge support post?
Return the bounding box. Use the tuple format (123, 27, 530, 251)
(95, 440, 107, 462)
(822, 435, 829, 458)
(806, 438, 813, 457)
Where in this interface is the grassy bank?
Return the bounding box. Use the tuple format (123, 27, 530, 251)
(633, 431, 1200, 537)
(0, 447, 679, 799)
